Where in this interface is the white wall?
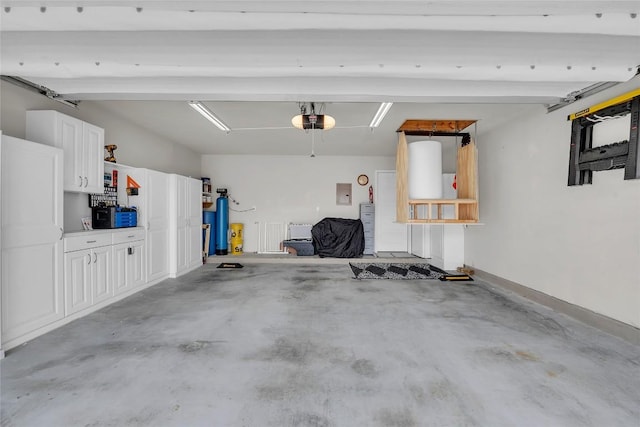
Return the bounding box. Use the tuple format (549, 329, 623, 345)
(201, 154, 395, 252)
(465, 76, 640, 327)
(0, 81, 200, 177)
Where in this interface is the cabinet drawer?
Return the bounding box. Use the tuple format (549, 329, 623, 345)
(361, 219, 374, 228)
(64, 233, 112, 252)
(360, 212, 374, 222)
(360, 203, 375, 214)
(112, 228, 145, 244)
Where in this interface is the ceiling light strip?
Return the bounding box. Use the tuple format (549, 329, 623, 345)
(369, 102, 393, 128)
(188, 101, 230, 132)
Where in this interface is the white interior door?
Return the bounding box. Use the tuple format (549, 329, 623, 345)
(374, 170, 408, 252)
(1, 136, 64, 344)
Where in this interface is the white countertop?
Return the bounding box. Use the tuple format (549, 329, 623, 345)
(64, 226, 145, 238)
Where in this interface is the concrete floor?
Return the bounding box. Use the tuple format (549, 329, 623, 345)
(2, 262, 639, 426)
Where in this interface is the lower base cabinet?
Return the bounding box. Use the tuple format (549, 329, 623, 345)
(64, 245, 112, 315)
(63, 229, 145, 317)
(113, 238, 145, 295)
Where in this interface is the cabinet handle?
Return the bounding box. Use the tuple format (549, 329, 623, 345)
(84, 176, 88, 187)
(78, 176, 83, 187)
(86, 240, 97, 243)
(87, 254, 91, 265)
(127, 235, 135, 238)
(93, 253, 97, 263)
(59, 227, 64, 240)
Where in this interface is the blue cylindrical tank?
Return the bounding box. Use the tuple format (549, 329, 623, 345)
(202, 211, 216, 255)
(215, 196, 229, 255)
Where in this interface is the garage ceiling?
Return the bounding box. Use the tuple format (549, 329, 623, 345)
(1, 1, 639, 156)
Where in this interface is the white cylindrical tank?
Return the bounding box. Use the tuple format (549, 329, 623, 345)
(408, 140, 443, 199)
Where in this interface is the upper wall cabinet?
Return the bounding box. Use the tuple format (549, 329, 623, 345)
(26, 110, 104, 194)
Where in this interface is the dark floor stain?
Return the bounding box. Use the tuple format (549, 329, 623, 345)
(476, 283, 569, 338)
(255, 372, 318, 402)
(256, 384, 289, 401)
(515, 350, 540, 362)
(291, 412, 331, 427)
(475, 346, 519, 363)
(407, 384, 426, 404)
(579, 345, 640, 366)
(264, 337, 311, 364)
(76, 354, 96, 362)
(351, 359, 378, 378)
(297, 282, 321, 292)
(357, 286, 381, 293)
(377, 408, 416, 427)
(179, 340, 216, 353)
(429, 380, 455, 400)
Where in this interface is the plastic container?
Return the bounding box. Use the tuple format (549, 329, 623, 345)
(202, 211, 216, 255)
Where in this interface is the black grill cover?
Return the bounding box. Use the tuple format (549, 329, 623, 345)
(311, 218, 365, 258)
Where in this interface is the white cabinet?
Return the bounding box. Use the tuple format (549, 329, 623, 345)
(410, 174, 465, 270)
(429, 225, 465, 271)
(113, 230, 146, 295)
(169, 175, 202, 277)
(26, 110, 104, 194)
(64, 249, 92, 315)
(63, 234, 112, 315)
(140, 169, 170, 283)
(82, 122, 105, 193)
(1, 135, 64, 347)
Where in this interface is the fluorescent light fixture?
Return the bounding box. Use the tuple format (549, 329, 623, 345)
(369, 102, 393, 128)
(188, 101, 230, 132)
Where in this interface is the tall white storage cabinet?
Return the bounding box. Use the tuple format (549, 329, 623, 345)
(26, 110, 104, 194)
(1, 135, 64, 348)
(141, 169, 170, 284)
(169, 175, 202, 277)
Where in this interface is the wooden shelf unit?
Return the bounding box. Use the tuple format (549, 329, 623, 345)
(408, 198, 478, 223)
(396, 120, 479, 224)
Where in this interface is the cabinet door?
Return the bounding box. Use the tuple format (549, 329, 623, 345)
(187, 178, 203, 268)
(128, 240, 146, 288)
(83, 123, 105, 194)
(92, 245, 112, 304)
(64, 250, 92, 315)
(146, 170, 170, 282)
(58, 114, 85, 191)
(1, 136, 64, 345)
(112, 243, 130, 296)
(175, 176, 188, 272)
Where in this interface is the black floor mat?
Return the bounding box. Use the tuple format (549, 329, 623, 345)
(217, 263, 244, 269)
(349, 262, 443, 280)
